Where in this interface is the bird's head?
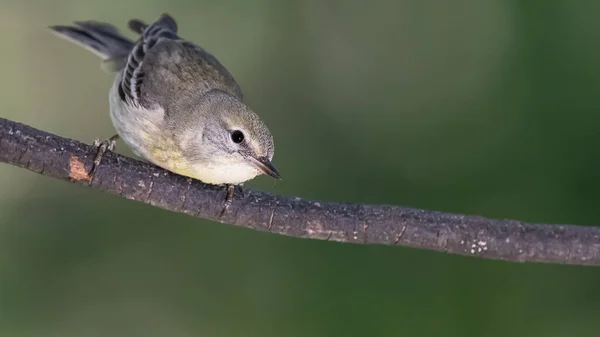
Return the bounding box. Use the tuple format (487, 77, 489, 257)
(179, 90, 280, 185)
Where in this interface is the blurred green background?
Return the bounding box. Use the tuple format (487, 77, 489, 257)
(1, 0, 600, 336)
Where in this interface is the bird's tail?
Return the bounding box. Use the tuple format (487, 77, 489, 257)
(49, 20, 135, 70)
(50, 14, 179, 71)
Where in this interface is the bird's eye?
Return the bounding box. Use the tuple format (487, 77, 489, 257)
(231, 130, 245, 144)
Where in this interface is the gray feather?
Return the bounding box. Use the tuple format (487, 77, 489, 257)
(128, 19, 148, 35)
(120, 13, 244, 111)
(49, 22, 133, 61)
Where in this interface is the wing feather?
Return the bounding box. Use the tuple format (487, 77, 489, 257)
(119, 14, 243, 109)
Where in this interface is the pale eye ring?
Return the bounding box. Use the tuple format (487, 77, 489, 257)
(231, 130, 245, 144)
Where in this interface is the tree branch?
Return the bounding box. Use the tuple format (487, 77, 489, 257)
(1, 117, 599, 266)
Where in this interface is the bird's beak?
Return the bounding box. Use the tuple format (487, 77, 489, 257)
(248, 156, 281, 179)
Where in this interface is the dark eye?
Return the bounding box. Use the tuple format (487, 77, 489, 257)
(231, 130, 245, 144)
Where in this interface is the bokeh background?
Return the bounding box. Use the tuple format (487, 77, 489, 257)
(1, 0, 600, 336)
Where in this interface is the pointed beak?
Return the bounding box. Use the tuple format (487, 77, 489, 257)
(248, 156, 281, 179)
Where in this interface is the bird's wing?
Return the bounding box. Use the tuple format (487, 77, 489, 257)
(119, 14, 244, 111)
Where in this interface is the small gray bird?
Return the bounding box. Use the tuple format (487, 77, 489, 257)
(50, 14, 280, 194)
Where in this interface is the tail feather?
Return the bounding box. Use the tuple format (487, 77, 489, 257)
(49, 21, 133, 61)
(50, 14, 178, 71)
(73, 21, 133, 47)
(72, 21, 121, 37)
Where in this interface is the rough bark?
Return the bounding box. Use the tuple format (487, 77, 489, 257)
(1, 117, 599, 266)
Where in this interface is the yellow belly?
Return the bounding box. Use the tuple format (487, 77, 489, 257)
(148, 141, 197, 178)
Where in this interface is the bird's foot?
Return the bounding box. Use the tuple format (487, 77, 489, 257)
(219, 184, 244, 217)
(89, 134, 119, 185)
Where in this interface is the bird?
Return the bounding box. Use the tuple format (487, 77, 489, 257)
(49, 13, 280, 214)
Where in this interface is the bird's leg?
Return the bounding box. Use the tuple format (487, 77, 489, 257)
(89, 134, 119, 185)
(219, 184, 244, 217)
(219, 184, 236, 217)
